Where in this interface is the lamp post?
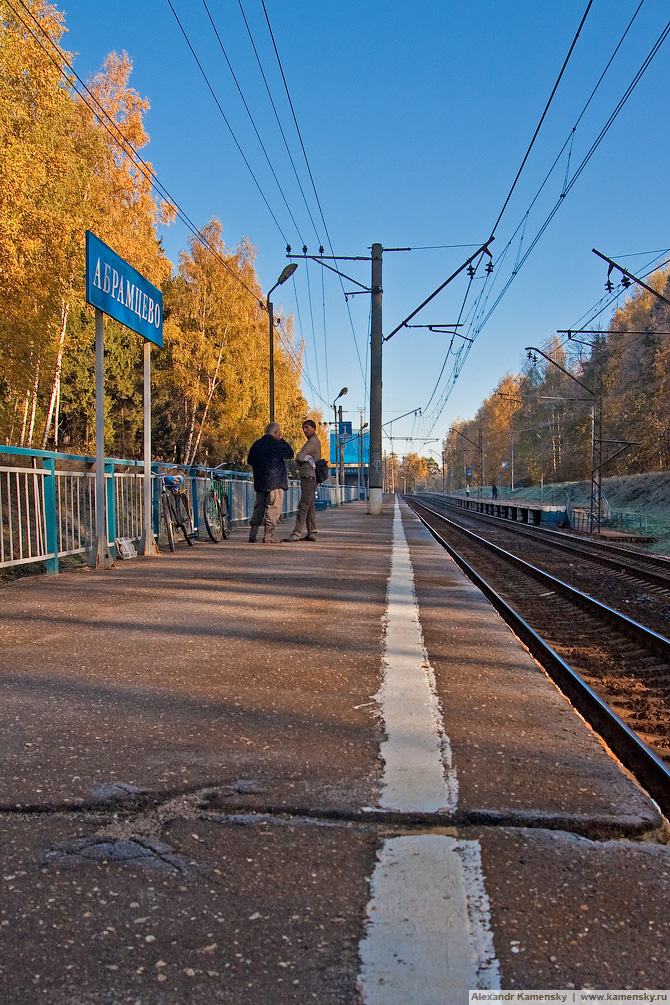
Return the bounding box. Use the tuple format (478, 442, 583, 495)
(332, 386, 348, 506)
(267, 263, 298, 422)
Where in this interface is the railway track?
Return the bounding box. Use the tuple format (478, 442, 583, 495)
(411, 492, 670, 638)
(405, 496, 670, 819)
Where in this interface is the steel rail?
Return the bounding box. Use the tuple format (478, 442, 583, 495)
(406, 497, 670, 819)
(410, 498, 670, 655)
(413, 493, 670, 588)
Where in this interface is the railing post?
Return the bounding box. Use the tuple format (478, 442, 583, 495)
(105, 460, 116, 553)
(152, 464, 160, 538)
(43, 457, 58, 575)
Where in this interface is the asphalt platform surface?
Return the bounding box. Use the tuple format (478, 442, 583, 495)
(0, 497, 668, 1004)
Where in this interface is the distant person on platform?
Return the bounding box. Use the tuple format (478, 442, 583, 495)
(285, 419, 321, 542)
(246, 422, 294, 543)
(491, 482, 497, 500)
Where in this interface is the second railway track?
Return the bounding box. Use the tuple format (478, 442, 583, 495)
(404, 495, 670, 817)
(412, 492, 670, 637)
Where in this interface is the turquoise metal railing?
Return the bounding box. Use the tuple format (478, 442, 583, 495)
(0, 446, 358, 575)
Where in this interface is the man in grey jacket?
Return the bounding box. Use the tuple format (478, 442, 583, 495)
(285, 420, 321, 542)
(247, 422, 294, 543)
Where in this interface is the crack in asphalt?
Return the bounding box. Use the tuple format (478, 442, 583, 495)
(2, 779, 668, 850)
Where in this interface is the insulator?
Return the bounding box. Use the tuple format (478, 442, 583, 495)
(286, 244, 291, 254)
(467, 264, 475, 278)
(605, 280, 614, 292)
(486, 261, 494, 274)
(319, 246, 324, 255)
(302, 245, 308, 255)
(621, 275, 632, 288)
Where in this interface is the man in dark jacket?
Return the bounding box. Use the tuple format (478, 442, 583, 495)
(246, 422, 294, 543)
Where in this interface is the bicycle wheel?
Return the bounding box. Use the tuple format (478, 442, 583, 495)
(176, 491, 195, 545)
(161, 493, 176, 552)
(203, 491, 223, 542)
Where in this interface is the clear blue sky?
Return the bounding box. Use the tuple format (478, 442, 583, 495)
(60, 0, 670, 454)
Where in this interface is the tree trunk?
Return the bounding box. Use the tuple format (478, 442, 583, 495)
(54, 375, 61, 450)
(27, 361, 40, 448)
(183, 397, 198, 467)
(19, 389, 30, 447)
(41, 299, 69, 449)
(8, 395, 20, 446)
(187, 344, 224, 465)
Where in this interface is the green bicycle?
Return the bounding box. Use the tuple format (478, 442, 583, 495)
(202, 464, 231, 542)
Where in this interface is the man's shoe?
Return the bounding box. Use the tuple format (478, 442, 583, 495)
(248, 527, 258, 542)
(263, 527, 276, 543)
(283, 533, 301, 542)
(305, 533, 317, 541)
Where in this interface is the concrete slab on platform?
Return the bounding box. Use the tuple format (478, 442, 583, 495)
(0, 500, 392, 813)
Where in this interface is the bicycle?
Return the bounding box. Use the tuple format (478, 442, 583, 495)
(201, 464, 231, 542)
(158, 470, 196, 551)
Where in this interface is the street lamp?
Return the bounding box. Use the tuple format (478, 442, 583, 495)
(333, 387, 348, 505)
(267, 263, 298, 422)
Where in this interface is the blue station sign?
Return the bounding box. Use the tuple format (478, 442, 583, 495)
(85, 231, 163, 346)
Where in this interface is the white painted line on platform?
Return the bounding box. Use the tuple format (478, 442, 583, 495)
(376, 497, 457, 813)
(357, 835, 500, 1003)
(358, 498, 500, 1001)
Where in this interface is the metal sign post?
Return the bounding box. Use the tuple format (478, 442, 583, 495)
(140, 340, 159, 556)
(85, 232, 163, 566)
(89, 307, 114, 569)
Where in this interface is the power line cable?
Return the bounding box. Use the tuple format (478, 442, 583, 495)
(260, 0, 330, 251)
(166, 0, 290, 245)
(412, 0, 620, 419)
(432, 246, 670, 440)
(237, 0, 322, 245)
(304, 260, 327, 399)
(291, 272, 321, 402)
(237, 0, 367, 399)
(201, 0, 306, 245)
(10, 0, 264, 307)
(321, 267, 329, 400)
(260, 0, 367, 386)
(11, 0, 360, 418)
(478, 17, 670, 333)
(489, 0, 594, 238)
(415, 5, 670, 436)
(275, 322, 331, 408)
(494, 0, 644, 253)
